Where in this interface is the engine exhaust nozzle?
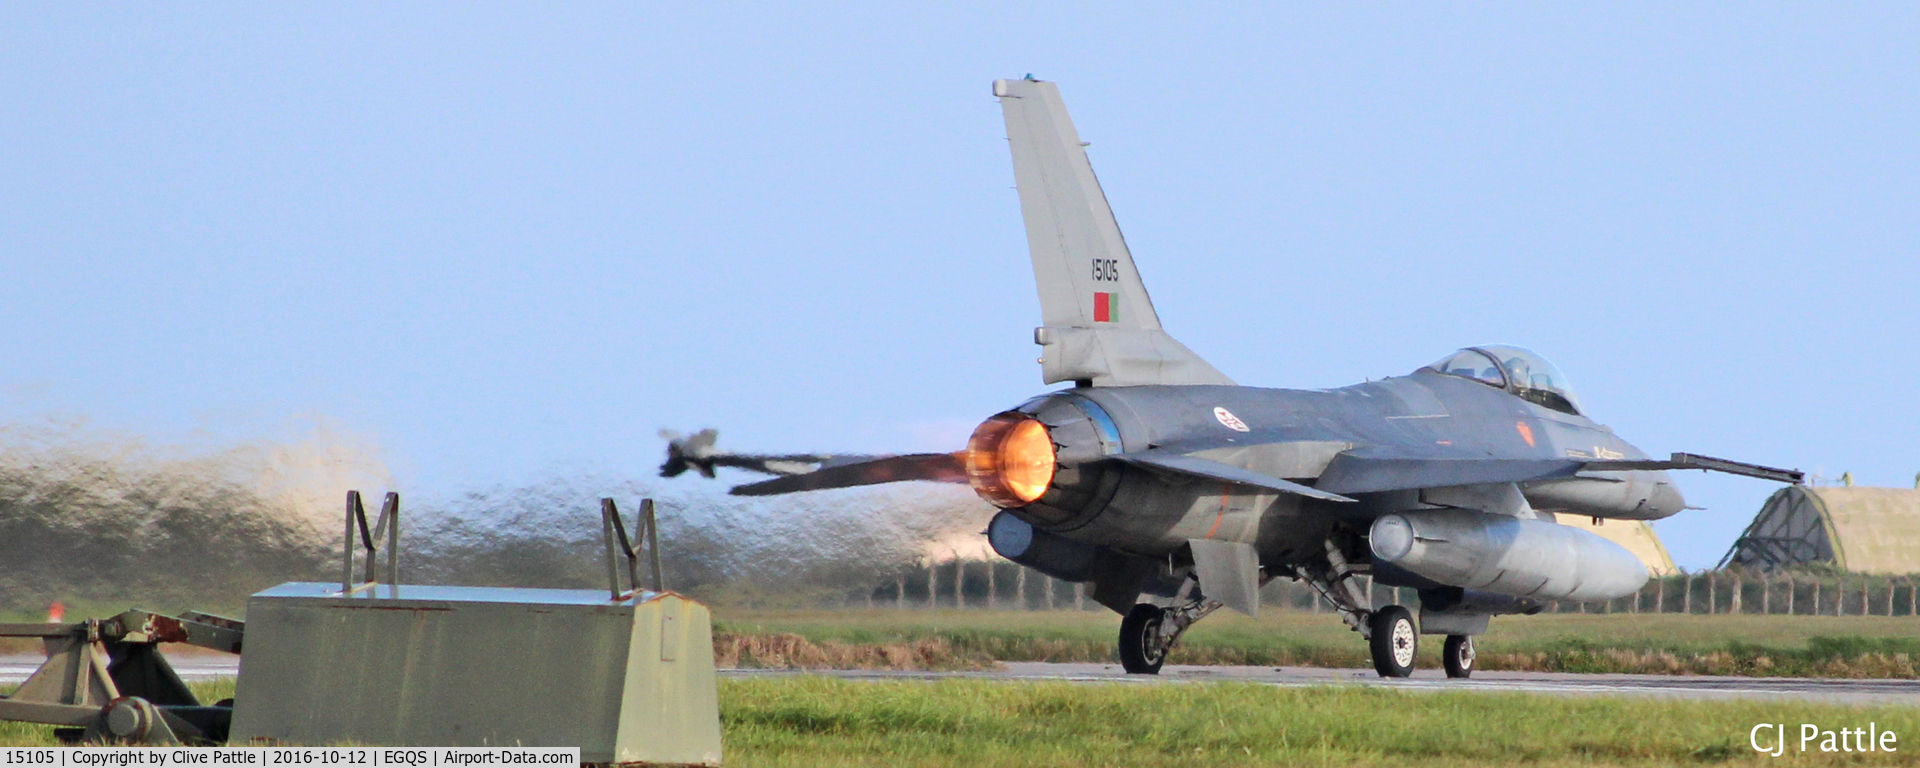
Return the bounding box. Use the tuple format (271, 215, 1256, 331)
(966, 413, 1056, 508)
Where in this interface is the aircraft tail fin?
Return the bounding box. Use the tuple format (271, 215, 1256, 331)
(994, 77, 1232, 387)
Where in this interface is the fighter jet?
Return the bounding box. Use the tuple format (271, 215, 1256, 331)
(667, 77, 1802, 678)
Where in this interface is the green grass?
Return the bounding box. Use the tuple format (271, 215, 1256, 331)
(718, 609, 1920, 677)
(722, 676, 1920, 767)
(9, 677, 1917, 765)
(0, 680, 235, 746)
(0, 719, 56, 747)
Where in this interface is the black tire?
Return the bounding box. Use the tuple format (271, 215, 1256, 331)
(1118, 604, 1169, 674)
(1443, 634, 1475, 679)
(1368, 605, 1418, 678)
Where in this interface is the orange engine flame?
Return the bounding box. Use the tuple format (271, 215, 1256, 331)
(966, 413, 1056, 508)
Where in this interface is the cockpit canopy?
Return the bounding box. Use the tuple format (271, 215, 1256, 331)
(1423, 345, 1582, 415)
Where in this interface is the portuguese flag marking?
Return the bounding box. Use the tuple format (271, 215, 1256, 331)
(1094, 292, 1118, 323)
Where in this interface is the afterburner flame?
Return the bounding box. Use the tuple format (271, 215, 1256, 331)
(966, 413, 1056, 508)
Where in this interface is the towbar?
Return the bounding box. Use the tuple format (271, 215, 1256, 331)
(0, 609, 242, 744)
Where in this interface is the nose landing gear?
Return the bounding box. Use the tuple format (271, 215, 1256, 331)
(1293, 540, 1492, 680)
(1443, 633, 1475, 678)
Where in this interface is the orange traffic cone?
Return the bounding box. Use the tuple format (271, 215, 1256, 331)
(47, 601, 65, 623)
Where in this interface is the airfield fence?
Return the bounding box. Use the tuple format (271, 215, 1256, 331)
(860, 561, 1920, 617)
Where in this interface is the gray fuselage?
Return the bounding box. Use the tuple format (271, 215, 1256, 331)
(1006, 370, 1684, 566)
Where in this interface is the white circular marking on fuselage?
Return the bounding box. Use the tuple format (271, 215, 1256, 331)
(1213, 406, 1250, 432)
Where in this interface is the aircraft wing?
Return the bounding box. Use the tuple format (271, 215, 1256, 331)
(1316, 449, 1804, 495)
(1315, 453, 1586, 495)
(660, 428, 890, 480)
(1111, 450, 1356, 502)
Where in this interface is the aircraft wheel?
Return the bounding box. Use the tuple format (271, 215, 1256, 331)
(1368, 605, 1418, 678)
(1118, 604, 1169, 674)
(1443, 634, 1475, 679)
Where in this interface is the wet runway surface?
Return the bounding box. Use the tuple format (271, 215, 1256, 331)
(8, 655, 1917, 706)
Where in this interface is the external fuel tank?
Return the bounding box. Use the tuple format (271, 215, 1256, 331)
(1369, 510, 1649, 601)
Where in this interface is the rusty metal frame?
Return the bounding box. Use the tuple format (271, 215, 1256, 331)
(340, 491, 400, 595)
(0, 609, 243, 744)
(601, 497, 665, 600)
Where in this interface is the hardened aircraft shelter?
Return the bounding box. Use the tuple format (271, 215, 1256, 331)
(1720, 485, 1920, 573)
(1559, 515, 1678, 577)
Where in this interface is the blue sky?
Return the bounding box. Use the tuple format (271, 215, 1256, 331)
(2, 4, 1915, 569)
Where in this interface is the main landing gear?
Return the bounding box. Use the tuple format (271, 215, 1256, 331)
(1118, 579, 1220, 674)
(1117, 604, 1170, 674)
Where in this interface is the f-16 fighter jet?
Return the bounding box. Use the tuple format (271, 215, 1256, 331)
(668, 77, 1802, 678)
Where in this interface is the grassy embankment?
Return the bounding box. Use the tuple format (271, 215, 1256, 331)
(717, 609, 1920, 677)
(7, 678, 1919, 766)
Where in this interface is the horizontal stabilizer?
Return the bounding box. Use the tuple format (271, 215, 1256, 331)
(730, 453, 967, 496)
(661, 428, 896, 480)
(1584, 453, 1804, 485)
(1112, 450, 1356, 502)
(1316, 452, 1584, 495)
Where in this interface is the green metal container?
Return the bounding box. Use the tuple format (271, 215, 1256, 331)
(229, 582, 721, 765)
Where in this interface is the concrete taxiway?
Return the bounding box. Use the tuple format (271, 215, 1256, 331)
(8, 655, 1916, 706)
(1, 654, 238, 684)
